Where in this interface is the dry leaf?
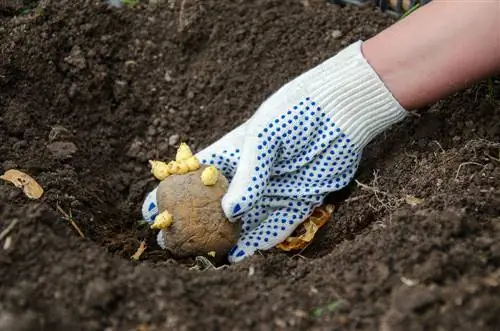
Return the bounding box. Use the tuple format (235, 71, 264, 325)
(0, 169, 44, 199)
(131, 240, 147, 261)
(405, 195, 424, 206)
(276, 205, 334, 251)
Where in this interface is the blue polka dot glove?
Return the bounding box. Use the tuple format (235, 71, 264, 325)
(142, 41, 408, 262)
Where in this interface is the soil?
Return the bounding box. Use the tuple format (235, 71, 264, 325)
(1, 0, 499, 330)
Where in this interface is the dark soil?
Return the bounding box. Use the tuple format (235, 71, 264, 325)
(1, 0, 499, 330)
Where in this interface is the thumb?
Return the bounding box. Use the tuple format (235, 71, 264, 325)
(222, 123, 280, 219)
(141, 187, 159, 223)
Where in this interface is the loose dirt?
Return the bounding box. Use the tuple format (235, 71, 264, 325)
(1, 1, 499, 330)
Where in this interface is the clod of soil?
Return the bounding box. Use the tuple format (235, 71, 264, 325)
(156, 165, 240, 261)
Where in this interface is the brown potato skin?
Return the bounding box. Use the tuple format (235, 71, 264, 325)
(156, 165, 240, 261)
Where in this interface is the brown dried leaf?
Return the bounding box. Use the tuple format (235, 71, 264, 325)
(131, 240, 147, 261)
(0, 169, 44, 199)
(276, 204, 334, 251)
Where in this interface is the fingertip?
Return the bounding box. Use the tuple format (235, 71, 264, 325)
(232, 203, 242, 215)
(222, 195, 248, 220)
(222, 135, 277, 218)
(228, 245, 250, 263)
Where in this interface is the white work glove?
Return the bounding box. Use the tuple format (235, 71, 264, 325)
(143, 41, 407, 262)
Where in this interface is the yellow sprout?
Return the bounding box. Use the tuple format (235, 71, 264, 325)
(185, 156, 201, 171)
(176, 143, 193, 162)
(149, 160, 170, 180)
(201, 166, 219, 186)
(167, 161, 180, 174)
(207, 251, 216, 257)
(177, 161, 189, 174)
(151, 210, 173, 230)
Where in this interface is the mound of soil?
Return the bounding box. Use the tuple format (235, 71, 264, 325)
(1, 0, 499, 330)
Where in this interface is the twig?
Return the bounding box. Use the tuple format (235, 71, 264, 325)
(344, 194, 370, 203)
(354, 180, 389, 196)
(56, 204, 85, 238)
(455, 162, 486, 181)
(0, 219, 19, 241)
(290, 253, 308, 260)
(291, 247, 310, 260)
(400, 2, 421, 19)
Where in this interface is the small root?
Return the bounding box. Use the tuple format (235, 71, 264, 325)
(354, 171, 402, 212)
(354, 180, 389, 196)
(454, 162, 486, 181)
(432, 140, 445, 154)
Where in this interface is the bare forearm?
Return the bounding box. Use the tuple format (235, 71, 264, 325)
(363, 0, 500, 110)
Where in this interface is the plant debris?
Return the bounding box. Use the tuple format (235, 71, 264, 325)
(276, 205, 334, 251)
(0, 169, 44, 199)
(189, 256, 228, 271)
(56, 204, 85, 238)
(131, 240, 147, 261)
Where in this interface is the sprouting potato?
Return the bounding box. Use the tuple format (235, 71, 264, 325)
(149, 144, 239, 261)
(154, 163, 240, 261)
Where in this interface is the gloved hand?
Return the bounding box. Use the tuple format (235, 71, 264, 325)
(142, 41, 408, 262)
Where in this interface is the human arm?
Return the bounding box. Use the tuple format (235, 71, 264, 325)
(364, 0, 500, 110)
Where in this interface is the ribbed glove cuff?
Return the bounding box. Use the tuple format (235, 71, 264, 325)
(303, 40, 408, 148)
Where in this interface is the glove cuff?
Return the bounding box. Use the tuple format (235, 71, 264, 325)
(304, 40, 408, 148)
